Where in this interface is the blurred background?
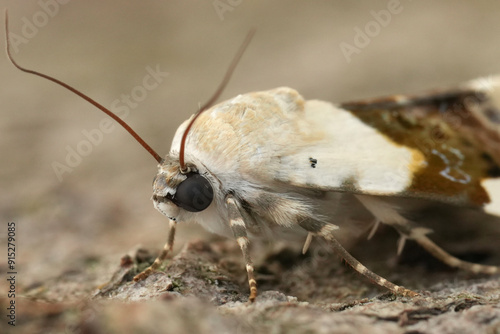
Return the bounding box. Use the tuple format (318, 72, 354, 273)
(2, 1, 500, 289)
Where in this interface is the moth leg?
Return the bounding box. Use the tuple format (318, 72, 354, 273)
(133, 219, 177, 282)
(397, 235, 407, 256)
(367, 219, 381, 240)
(391, 221, 500, 274)
(299, 220, 418, 297)
(226, 195, 258, 302)
(356, 195, 500, 275)
(411, 233, 499, 275)
(302, 232, 314, 254)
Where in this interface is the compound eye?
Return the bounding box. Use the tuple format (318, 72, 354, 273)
(174, 173, 213, 212)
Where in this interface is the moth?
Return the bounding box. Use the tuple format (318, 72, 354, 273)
(7, 11, 500, 302)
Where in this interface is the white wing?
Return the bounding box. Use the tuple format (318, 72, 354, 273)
(172, 84, 500, 210)
(173, 87, 424, 197)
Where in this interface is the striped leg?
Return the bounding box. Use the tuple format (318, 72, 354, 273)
(388, 222, 500, 275)
(299, 219, 418, 297)
(133, 219, 177, 282)
(226, 195, 257, 302)
(382, 217, 500, 275)
(413, 234, 499, 274)
(373, 214, 500, 275)
(354, 195, 500, 275)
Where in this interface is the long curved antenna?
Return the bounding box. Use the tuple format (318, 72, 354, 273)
(178, 29, 256, 172)
(4, 9, 162, 163)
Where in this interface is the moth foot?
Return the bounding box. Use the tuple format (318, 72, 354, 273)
(399, 288, 419, 297)
(133, 267, 154, 282)
(248, 293, 257, 303)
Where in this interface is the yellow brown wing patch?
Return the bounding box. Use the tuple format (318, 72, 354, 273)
(341, 86, 500, 207)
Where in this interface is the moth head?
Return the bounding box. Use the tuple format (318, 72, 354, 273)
(150, 29, 254, 220)
(152, 159, 214, 220)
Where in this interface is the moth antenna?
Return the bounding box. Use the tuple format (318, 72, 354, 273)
(178, 29, 256, 172)
(4, 9, 162, 163)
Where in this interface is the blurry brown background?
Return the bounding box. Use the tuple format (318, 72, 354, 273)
(2, 1, 500, 293)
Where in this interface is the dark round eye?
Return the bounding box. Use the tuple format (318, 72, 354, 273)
(173, 173, 213, 212)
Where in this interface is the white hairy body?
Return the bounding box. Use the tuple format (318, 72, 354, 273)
(154, 87, 421, 246)
(163, 88, 413, 238)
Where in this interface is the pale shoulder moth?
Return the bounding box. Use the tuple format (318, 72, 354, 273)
(6, 11, 500, 302)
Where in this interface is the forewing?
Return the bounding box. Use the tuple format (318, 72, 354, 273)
(176, 84, 500, 213)
(269, 82, 500, 209)
(340, 77, 500, 209)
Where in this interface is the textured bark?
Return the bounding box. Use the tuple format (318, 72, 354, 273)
(8, 237, 500, 334)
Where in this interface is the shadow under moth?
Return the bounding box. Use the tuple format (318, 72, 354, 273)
(6, 11, 500, 302)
